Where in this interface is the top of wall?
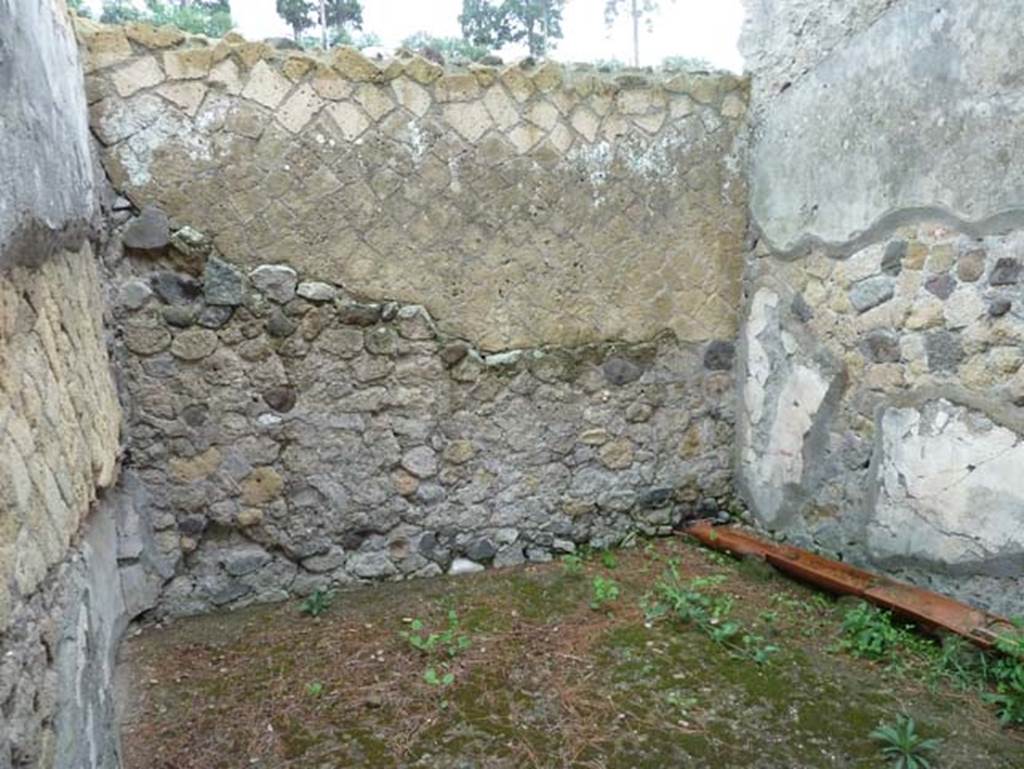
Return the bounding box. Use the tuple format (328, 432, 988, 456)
(80, 19, 749, 351)
(1, 0, 95, 269)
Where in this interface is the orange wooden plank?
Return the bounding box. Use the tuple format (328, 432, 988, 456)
(683, 522, 1015, 650)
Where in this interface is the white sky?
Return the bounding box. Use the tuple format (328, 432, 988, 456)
(85, 0, 744, 71)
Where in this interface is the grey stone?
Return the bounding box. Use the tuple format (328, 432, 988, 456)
(337, 302, 382, 326)
(263, 386, 297, 413)
(223, 547, 271, 577)
(924, 330, 964, 373)
(864, 330, 900, 363)
(465, 539, 497, 561)
(365, 327, 397, 356)
(401, 446, 438, 479)
(639, 488, 673, 509)
(703, 340, 735, 371)
(989, 297, 1012, 317)
(162, 304, 197, 328)
(848, 276, 894, 313)
(118, 279, 153, 310)
(123, 206, 170, 252)
(198, 305, 234, 329)
(178, 515, 207, 535)
(957, 249, 987, 282)
(204, 256, 245, 306)
(448, 557, 485, 575)
(211, 582, 253, 606)
(602, 357, 642, 386)
(924, 273, 955, 300)
(152, 271, 202, 305)
(266, 308, 298, 338)
(302, 547, 347, 573)
(493, 546, 527, 568)
(249, 264, 298, 303)
(348, 551, 398, 578)
(989, 258, 1021, 286)
(881, 240, 906, 275)
(296, 281, 337, 302)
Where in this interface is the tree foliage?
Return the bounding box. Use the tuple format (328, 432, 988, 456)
(459, 0, 565, 58)
(323, 0, 363, 36)
(100, 0, 233, 37)
(275, 0, 315, 41)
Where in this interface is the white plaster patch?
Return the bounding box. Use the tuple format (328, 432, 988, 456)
(869, 400, 1024, 568)
(752, 364, 829, 509)
(743, 288, 778, 425)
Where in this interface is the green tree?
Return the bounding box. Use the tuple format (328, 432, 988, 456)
(100, 0, 234, 37)
(276, 0, 316, 41)
(460, 0, 565, 58)
(321, 0, 363, 47)
(605, 0, 675, 67)
(100, 0, 142, 24)
(145, 0, 233, 37)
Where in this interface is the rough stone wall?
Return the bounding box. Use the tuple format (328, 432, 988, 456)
(79, 20, 748, 351)
(111, 254, 735, 616)
(739, 0, 1024, 614)
(73, 19, 748, 617)
(0, 2, 167, 767)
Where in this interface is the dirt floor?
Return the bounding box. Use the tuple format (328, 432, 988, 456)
(118, 536, 1024, 768)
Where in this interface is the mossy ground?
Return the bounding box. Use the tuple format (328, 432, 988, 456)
(119, 537, 1023, 768)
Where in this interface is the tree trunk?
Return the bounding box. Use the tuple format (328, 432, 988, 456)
(631, 0, 640, 67)
(319, 0, 328, 48)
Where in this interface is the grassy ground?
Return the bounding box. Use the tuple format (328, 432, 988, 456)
(118, 536, 1024, 768)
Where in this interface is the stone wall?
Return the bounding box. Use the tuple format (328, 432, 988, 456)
(79, 20, 748, 351)
(111, 251, 735, 616)
(74, 19, 748, 617)
(739, 0, 1024, 614)
(0, 2, 167, 766)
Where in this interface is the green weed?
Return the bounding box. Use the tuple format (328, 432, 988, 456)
(870, 714, 941, 769)
(300, 588, 334, 617)
(590, 576, 620, 611)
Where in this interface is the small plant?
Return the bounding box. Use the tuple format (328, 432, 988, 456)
(300, 588, 334, 617)
(401, 609, 471, 658)
(600, 550, 619, 570)
(838, 602, 908, 661)
(306, 681, 324, 697)
(561, 553, 584, 576)
(590, 576, 620, 610)
(870, 714, 941, 769)
(648, 565, 778, 664)
(423, 667, 456, 687)
(985, 624, 1024, 725)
